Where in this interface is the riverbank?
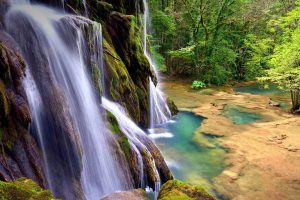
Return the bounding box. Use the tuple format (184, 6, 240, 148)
(160, 77, 300, 200)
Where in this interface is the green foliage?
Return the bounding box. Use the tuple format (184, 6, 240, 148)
(148, 0, 297, 85)
(191, 80, 206, 90)
(258, 0, 300, 90)
(168, 45, 195, 62)
(150, 44, 167, 72)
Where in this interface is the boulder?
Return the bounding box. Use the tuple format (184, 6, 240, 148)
(158, 180, 215, 200)
(101, 189, 147, 200)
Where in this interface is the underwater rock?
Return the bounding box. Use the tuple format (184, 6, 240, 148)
(101, 189, 147, 200)
(158, 180, 215, 200)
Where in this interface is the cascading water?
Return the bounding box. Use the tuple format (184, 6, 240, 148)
(142, 0, 171, 128)
(5, 1, 131, 199)
(102, 97, 161, 199)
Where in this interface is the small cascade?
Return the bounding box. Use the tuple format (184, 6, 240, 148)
(142, 0, 171, 128)
(82, 0, 88, 16)
(149, 77, 172, 128)
(102, 97, 161, 194)
(5, 2, 130, 199)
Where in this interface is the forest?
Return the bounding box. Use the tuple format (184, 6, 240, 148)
(148, 0, 300, 111)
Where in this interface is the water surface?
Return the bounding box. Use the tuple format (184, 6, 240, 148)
(234, 84, 290, 109)
(152, 112, 226, 197)
(222, 105, 262, 125)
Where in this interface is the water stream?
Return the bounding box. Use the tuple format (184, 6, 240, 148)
(5, 1, 130, 199)
(142, 0, 171, 128)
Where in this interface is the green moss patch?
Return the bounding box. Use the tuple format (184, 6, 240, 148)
(0, 178, 55, 200)
(106, 111, 121, 135)
(158, 180, 215, 200)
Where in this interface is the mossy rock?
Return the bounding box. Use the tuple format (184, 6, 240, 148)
(106, 111, 131, 159)
(101, 0, 142, 15)
(103, 38, 141, 124)
(158, 180, 215, 200)
(0, 178, 55, 200)
(167, 97, 178, 116)
(106, 111, 121, 135)
(0, 80, 9, 120)
(89, 0, 114, 21)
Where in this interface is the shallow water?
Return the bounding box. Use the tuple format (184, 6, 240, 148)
(152, 112, 226, 197)
(234, 84, 290, 109)
(223, 105, 262, 125)
(234, 84, 285, 95)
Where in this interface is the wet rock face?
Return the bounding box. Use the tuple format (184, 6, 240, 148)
(98, 0, 143, 15)
(0, 31, 47, 188)
(104, 12, 154, 127)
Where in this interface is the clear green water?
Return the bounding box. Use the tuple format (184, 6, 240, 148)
(234, 84, 285, 95)
(154, 112, 227, 198)
(222, 105, 262, 125)
(234, 84, 290, 109)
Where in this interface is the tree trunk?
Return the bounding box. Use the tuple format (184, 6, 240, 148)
(290, 89, 300, 112)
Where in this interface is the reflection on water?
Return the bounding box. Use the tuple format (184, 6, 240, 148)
(151, 112, 227, 199)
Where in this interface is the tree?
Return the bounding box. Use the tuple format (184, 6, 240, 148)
(259, 0, 300, 112)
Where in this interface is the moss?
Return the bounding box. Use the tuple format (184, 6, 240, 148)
(91, 63, 102, 97)
(106, 111, 131, 159)
(167, 97, 178, 116)
(119, 136, 131, 160)
(106, 111, 121, 135)
(103, 38, 140, 122)
(158, 180, 215, 200)
(0, 178, 54, 200)
(0, 80, 9, 120)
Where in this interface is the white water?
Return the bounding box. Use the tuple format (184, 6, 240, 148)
(102, 97, 161, 196)
(148, 132, 174, 139)
(6, 2, 129, 199)
(142, 0, 171, 128)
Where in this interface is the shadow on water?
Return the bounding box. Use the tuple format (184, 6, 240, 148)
(151, 112, 227, 199)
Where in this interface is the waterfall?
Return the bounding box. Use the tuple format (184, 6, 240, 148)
(5, 2, 131, 199)
(102, 97, 161, 198)
(142, 0, 171, 128)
